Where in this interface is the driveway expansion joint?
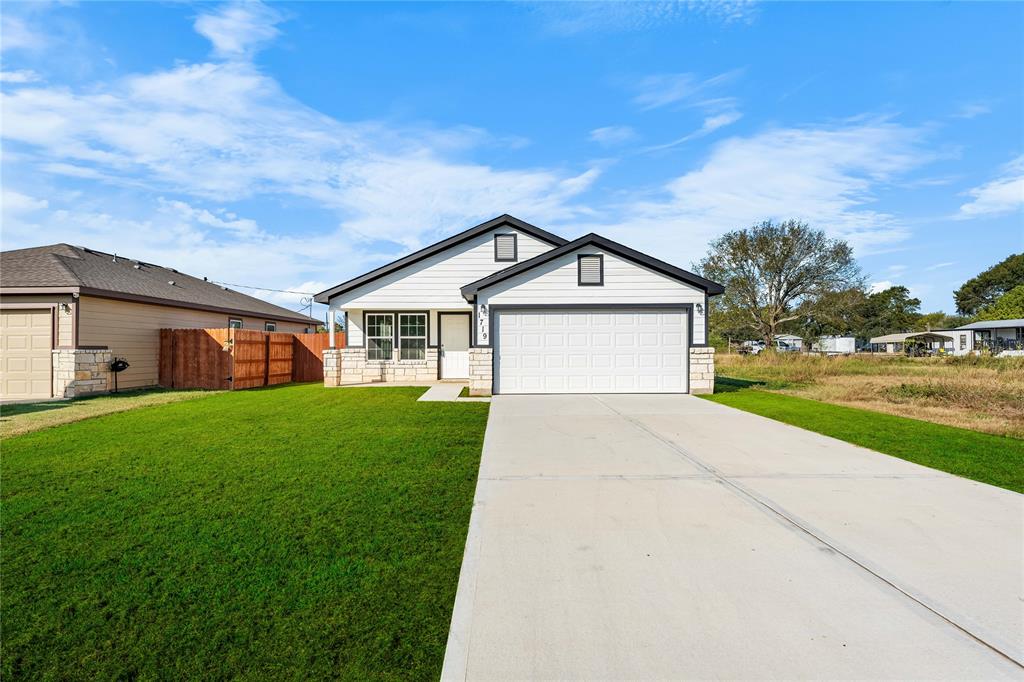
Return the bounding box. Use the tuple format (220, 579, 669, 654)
(590, 395, 1024, 670)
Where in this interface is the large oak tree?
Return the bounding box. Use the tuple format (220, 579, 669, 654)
(698, 220, 863, 348)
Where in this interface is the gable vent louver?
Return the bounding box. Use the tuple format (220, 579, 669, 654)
(578, 254, 603, 285)
(494, 234, 517, 262)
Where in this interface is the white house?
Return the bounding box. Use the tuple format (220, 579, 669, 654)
(314, 215, 724, 396)
(956, 319, 1024, 354)
(869, 319, 1024, 356)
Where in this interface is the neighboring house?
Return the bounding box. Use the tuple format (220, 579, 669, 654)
(956, 319, 1024, 354)
(869, 320, 1024, 356)
(774, 334, 803, 352)
(0, 244, 317, 400)
(314, 215, 724, 395)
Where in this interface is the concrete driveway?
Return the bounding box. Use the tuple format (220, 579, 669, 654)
(442, 394, 1024, 680)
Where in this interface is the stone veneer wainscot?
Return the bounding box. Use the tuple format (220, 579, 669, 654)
(323, 347, 440, 386)
(52, 349, 112, 399)
(688, 347, 715, 394)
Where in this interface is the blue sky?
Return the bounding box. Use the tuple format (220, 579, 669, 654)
(2, 1, 1022, 318)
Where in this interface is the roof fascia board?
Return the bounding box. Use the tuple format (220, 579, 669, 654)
(0, 286, 81, 295)
(314, 215, 568, 304)
(460, 233, 725, 300)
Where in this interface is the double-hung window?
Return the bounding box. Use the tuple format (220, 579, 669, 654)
(399, 313, 427, 360)
(366, 313, 394, 361)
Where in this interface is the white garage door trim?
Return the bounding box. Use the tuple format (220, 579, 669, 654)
(492, 305, 692, 395)
(1, 307, 54, 400)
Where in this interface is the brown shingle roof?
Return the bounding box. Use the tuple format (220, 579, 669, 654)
(1, 244, 318, 324)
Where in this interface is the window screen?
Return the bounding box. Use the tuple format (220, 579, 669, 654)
(366, 313, 394, 361)
(578, 254, 603, 285)
(399, 313, 427, 361)
(494, 234, 517, 262)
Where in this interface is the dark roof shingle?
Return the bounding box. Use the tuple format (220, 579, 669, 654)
(1, 244, 317, 324)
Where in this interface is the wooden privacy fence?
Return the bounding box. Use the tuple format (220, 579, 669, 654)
(159, 329, 340, 390)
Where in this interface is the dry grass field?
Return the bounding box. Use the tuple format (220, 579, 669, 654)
(716, 352, 1024, 439)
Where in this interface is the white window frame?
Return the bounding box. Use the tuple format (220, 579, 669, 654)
(366, 313, 395, 361)
(398, 312, 427, 361)
(228, 318, 243, 329)
(265, 321, 277, 332)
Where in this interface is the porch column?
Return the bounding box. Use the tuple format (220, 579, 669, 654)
(327, 306, 336, 348)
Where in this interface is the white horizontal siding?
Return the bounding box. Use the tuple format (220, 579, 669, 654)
(478, 249, 707, 345)
(331, 228, 555, 310)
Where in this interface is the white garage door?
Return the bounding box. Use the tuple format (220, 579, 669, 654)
(1, 309, 53, 400)
(495, 309, 688, 394)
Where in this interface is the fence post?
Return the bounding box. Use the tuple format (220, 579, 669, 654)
(264, 333, 271, 387)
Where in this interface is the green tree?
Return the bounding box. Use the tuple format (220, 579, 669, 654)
(913, 311, 970, 332)
(954, 253, 1024, 316)
(975, 284, 1024, 321)
(697, 220, 864, 348)
(855, 285, 921, 340)
(796, 287, 867, 342)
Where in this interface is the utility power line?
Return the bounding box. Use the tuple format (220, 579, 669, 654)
(208, 280, 318, 296)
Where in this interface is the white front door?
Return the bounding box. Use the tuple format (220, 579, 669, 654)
(440, 313, 470, 379)
(495, 309, 688, 394)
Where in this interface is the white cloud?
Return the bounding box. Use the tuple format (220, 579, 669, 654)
(589, 125, 638, 146)
(0, 69, 42, 83)
(924, 261, 955, 271)
(953, 102, 991, 119)
(0, 14, 48, 53)
(632, 69, 742, 111)
(869, 281, 895, 294)
(633, 70, 744, 150)
(644, 110, 743, 152)
(956, 155, 1024, 219)
(579, 119, 932, 259)
(533, 1, 757, 35)
(193, 2, 285, 59)
(0, 59, 600, 249)
(0, 188, 49, 215)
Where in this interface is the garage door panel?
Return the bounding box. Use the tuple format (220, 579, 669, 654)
(1, 309, 52, 400)
(496, 309, 688, 394)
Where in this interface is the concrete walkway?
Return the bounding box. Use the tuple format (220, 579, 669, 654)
(417, 383, 466, 401)
(442, 394, 1023, 680)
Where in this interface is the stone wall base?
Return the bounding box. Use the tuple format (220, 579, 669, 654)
(689, 346, 715, 394)
(468, 347, 493, 396)
(53, 349, 112, 399)
(323, 347, 440, 386)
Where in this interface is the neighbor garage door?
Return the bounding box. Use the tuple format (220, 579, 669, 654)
(495, 309, 688, 394)
(1, 309, 53, 400)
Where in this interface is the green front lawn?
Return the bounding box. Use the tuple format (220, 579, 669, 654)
(1, 384, 489, 680)
(704, 378, 1024, 493)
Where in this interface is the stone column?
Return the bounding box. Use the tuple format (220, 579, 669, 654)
(52, 349, 113, 399)
(323, 349, 343, 387)
(468, 347, 493, 396)
(689, 347, 715, 394)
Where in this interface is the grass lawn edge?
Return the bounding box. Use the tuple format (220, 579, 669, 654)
(701, 377, 1024, 494)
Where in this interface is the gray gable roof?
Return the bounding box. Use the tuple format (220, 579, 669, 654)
(1, 244, 318, 324)
(313, 215, 568, 304)
(460, 233, 725, 300)
(957, 319, 1024, 330)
